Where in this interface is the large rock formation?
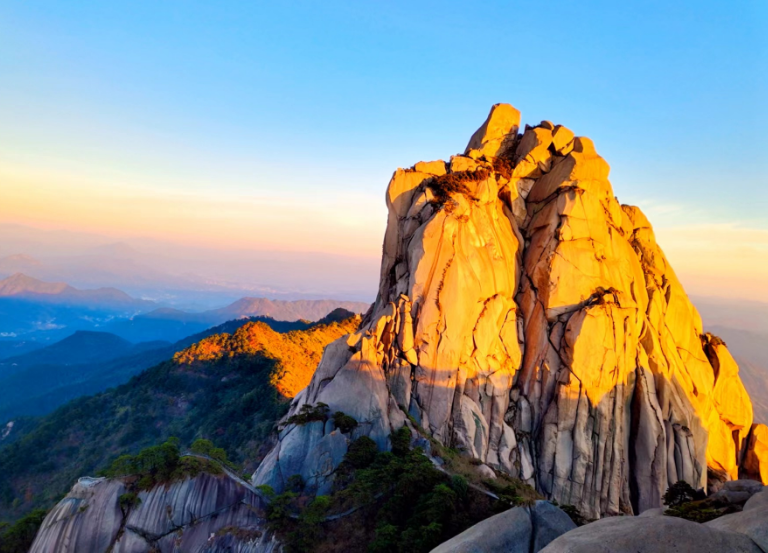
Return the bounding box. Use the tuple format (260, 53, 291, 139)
(254, 103, 763, 519)
(29, 472, 279, 553)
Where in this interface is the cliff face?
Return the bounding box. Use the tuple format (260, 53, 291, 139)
(255, 104, 763, 519)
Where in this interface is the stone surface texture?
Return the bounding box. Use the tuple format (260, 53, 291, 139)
(429, 500, 575, 553)
(539, 515, 762, 553)
(29, 472, 279, 553)
(253, 103, 763, 519)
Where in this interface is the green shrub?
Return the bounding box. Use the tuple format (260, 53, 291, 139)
(556, 503, 589, 526)
(390, 426, 411, 457)
(368, 523, 399, 553)
(283, 403, 330, 427)
(332, 411, 358, 433)
(263, 427, 538, 553)
(663, 481, 696, 507)
(287, 495, 331, 553)
(190, 438, 228, 464)
(344, 436, 377, 469)
(0, 508, 48, 553)
(664, 500, 723, 523)
(100, 438, 221, 491)
(265, 491, 298, 533)
(450, 475, 468, 500)
(285, 474, 305, 493)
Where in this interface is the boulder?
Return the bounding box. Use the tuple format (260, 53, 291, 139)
(745, 488, 768, 512)
(540, 515, 763, 553)
(707, 501, 768, 552)
(725, 480, 764, 494)
(712, 489, 753, 505)
(531, 500, 578, 551)
(430, 501, 574, 553)
(637, 507, 666, 517)
(476, 463, 496, 480)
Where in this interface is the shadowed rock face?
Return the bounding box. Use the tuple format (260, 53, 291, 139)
(254, 103, 762, 519)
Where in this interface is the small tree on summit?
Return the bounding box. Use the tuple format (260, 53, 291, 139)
(663, 481, 697, 507)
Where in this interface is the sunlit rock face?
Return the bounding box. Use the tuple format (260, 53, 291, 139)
(744, 424, 768, 484)
(254, 104, 760, 519)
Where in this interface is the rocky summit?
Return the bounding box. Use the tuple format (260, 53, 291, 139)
(255, 103, 768, 519)
(27, 104, 768, 553)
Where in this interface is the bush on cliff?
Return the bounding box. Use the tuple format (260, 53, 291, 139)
(100, 437, 223, 491)
(0, 508, 48, 553)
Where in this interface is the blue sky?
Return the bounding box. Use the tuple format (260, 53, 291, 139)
(1, 1, 766, 298)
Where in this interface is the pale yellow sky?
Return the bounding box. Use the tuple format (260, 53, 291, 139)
(656, 224, 768, 303)
(0, 161, 387, 257)
(3, 161, 767, 303)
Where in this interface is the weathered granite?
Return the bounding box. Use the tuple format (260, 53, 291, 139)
(253, 103, 762, 519)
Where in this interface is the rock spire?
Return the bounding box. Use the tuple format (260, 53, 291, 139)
(254, 103, 765, 518)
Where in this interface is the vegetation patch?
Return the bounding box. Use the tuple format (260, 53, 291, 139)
(0, 508, 47, 553)
(283, 403, 330, 427)
(491, 155, 516, 180)
(332, 412, 358, 434)
(100, 437, 224, 491)
(427, 169, 489, 208)
(0, 316, 358, 524)
(261, 427, 540, 553)
(662, 481, 736, 523)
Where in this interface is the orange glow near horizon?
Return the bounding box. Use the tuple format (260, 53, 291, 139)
(0, 162, 386, 257)
(3, 162, 767, 303)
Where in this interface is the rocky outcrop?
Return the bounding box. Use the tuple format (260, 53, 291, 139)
(540, 484, 768, 553)
(429, 500, 576, 553)
(706, 487, 768, 552)
(29, 477, 126, 553)
(254, 103, 764, 518)
(29, 472, 279, 553)
(539, 515, 762, 553)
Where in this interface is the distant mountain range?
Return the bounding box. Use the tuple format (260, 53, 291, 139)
(0, 308, 358, 425)
(0, 272, 370, 344)
(0, 223, 379, 306)
(0, 313, 359, 523)
(0, 272, 153, 308)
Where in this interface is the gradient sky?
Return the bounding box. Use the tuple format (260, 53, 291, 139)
(1, 1, 767, 299)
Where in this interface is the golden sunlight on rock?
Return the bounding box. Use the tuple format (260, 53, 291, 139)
(253, 104, 765, 520)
